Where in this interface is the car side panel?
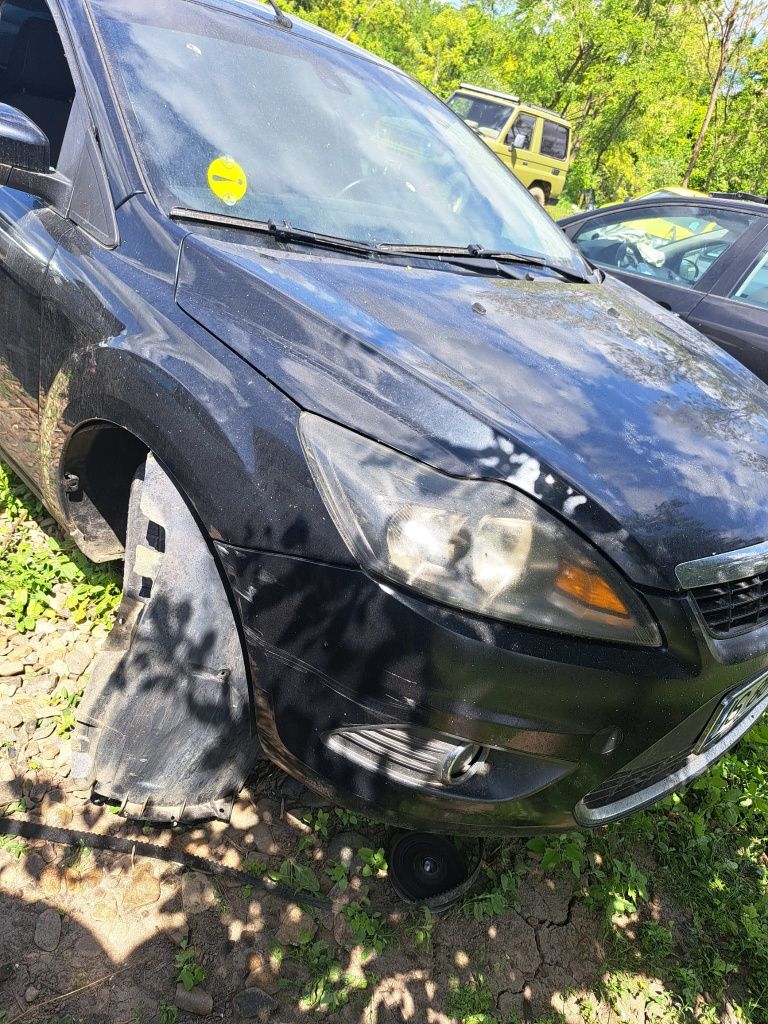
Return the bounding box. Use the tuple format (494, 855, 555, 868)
(686, 296, 768, 381)
(0, 192, 70, 483)
(37, 196, 350, 565)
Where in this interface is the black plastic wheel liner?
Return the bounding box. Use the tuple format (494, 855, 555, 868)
(71, 454, 259, 823)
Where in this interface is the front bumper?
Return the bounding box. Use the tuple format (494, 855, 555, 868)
(217, 544, 768, 835)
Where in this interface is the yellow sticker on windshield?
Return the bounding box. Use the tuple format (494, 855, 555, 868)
(207, 156, 247, 206)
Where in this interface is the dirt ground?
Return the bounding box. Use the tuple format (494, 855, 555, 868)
(0, 596, 624, 1024)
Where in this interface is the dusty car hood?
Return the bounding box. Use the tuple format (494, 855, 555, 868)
(176, 231, 768, 591)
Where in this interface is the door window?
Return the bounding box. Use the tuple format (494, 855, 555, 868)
(731, 249, 768, 310)
(447, 93, 513, 136)
(508, 113, 536, 151)
(0, 0, 76, 166)
(572, 205, 756, 288)
(540, 120, 569, 160)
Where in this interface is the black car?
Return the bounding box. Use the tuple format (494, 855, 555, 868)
(561, 194, 768, 380)
(0, 0, 767, 840)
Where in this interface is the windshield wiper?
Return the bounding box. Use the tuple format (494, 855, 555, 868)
(378, 243, 593, 284)
(170, 208, 376, 257)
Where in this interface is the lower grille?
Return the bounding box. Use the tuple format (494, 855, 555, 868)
(580, 748, 695, 811)
(690, 570, 768, 637)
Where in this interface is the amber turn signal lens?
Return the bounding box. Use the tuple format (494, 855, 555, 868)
(555, 562, 630, 617)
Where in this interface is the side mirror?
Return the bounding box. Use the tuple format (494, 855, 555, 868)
(510, 132, 527, 150)
(0, 103, 50, 172)
(0, 103, 71, 206)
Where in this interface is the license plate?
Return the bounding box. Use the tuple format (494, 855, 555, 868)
(696, 673, 768, 753)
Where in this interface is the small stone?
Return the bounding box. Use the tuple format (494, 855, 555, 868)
(0, 760, 15, 784)
(39, 864, 62, 896)
(34, 908, 62, 951)
(0, 708, 23, 729)
(230, 798, 260, 831)
(175, 983, 214, 1016)
(245, 951, 280, 995)
(92, 898, 119, 922)
(65, 645, 92, 678)
(0, 661, 24, 678)
(123, 864, 161, 908)
(327, 832, 366, 869)
(252, 823, 280, 857)
(232, 986, 277, 1020)
(165, 924, 190, 946)
(24, 985, 39, 1003)
(182, 871, 215, 914)
(275, 902, 317, 946)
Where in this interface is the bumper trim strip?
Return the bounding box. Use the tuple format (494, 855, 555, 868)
(574, 690, 768, 827)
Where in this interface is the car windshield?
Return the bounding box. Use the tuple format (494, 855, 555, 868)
(447, 92, 513, 136)
(89, 0, 583, 269)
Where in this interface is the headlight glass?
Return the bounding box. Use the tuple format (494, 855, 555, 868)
(301, 414, 661, 646)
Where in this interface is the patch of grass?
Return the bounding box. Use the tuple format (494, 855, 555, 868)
(444, 975, 495, 1022)
(159, 1005, 177, 1024)
(0, 462, 120, 633)
(523, 718, 768, 1022)
(268, 858, 321, 896)
(49, 684, 85, 737)
(358, 846, 387, 878)
(0, 834, 29, 858)
(343, 901, 390, 954)
(463, 844, 518, 921)
(289, 938, 370, 1012)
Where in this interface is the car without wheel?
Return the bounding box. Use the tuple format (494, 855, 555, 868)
(561, 194, 768, 383)
(0, 0, 768, 836)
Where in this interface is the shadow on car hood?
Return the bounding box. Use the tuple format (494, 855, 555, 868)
(176, 231, 768, 591)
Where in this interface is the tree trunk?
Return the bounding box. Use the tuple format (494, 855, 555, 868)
(682, 7, 737, 186)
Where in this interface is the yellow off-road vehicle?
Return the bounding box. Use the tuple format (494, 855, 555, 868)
(447, 84, 571, 206)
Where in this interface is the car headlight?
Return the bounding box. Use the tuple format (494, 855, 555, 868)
(300, 414, 661, 647)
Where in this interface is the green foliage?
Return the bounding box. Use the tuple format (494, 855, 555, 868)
(49, 685, 85, 737)
(0, 834, 29, 859)
(268, 857, 321, 895)
(304, 808, 330, 838)
(325, 858, 349, 891)
(358, 846, 387, 877)
(343, 901, 390, 954)
(282, 0, 768, 206)
(290, 938, 371, 1012)
(409, 906, 434, 950)
(159, 1004, 178, 1024)
(527, 833, 587, 877)
(0, 463, 120, 633)
(174, 944, 206, 991)
(463, 846, 518, 921)
(444, 975, 495, 1022)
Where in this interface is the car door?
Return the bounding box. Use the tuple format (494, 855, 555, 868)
(564, 202, 764, 319)
(0, 0, 78, 487)
(537, 118, 569, 199)
(506, 111, 537, 188)
(685, 223, 768, 381)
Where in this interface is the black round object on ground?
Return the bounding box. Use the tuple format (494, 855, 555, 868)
(389, 832, 470, 903)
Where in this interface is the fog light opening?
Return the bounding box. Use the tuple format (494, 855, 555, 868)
(440, 741, 486, 784)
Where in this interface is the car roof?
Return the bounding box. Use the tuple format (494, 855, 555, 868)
(560, 194, 768, 226)
(452, 83, 568, 124)
(77, 0, 400, 74)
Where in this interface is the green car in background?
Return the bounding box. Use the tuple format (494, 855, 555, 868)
(447, 83, 572, 206)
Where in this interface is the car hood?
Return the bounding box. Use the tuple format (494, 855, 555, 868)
(176, 231, 768, 591)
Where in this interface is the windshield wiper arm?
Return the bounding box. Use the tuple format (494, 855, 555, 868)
(378, 242, 592, 283)
(466, 246, 593, 284)
(169, 208, 376, 257)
